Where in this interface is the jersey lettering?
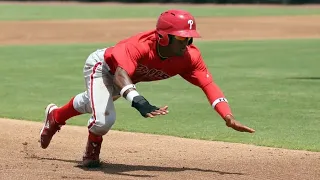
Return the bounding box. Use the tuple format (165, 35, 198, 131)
(136, 64, 170, 80)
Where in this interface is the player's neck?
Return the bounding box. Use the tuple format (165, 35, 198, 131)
(157, 43, 172, 60)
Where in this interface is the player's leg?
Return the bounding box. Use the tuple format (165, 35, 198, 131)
(81, 48, 117, 167)
(82, 76, 116, 167)
(40, 96, 83, 149)
(39, 50, 103, 149)
(40, 91, 94, 149)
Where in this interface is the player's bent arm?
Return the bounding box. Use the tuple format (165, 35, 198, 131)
(113, 66, 136, 98)
(113, 67, 159, 117)
(112, 95, 121, 101)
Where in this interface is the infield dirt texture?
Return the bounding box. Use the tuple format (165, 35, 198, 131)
(0, 2, 319, 180)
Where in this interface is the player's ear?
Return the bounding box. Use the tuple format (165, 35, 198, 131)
(188, 38, 193, 45)
(168, 34, 174, 44)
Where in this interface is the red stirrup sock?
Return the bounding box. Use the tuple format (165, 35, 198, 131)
(88, 131, 103, 143)
(53, 97, 82, 125)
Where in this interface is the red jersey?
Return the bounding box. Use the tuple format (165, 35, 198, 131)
(104, 30, 211, 87)
(104, 30, 232, 118)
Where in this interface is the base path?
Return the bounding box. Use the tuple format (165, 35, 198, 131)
(0, 118, 319, 180)
(1, 16, 320, 45)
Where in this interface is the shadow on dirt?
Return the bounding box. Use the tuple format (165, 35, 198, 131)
(85, 162, 245, 177)
(34, 157, 245, 178)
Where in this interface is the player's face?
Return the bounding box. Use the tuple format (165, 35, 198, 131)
(169, 36, 191, 56)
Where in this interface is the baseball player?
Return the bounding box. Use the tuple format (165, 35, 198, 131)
(40, 9, 255, 168)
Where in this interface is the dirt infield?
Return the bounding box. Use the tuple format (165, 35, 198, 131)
(1, 16, 320, 45)
(1, 10, 320, 180)
(0, 119, 319, 180)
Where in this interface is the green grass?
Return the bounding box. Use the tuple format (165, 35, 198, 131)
(0, 39, 319, 152)
(1, 4, 320, 20)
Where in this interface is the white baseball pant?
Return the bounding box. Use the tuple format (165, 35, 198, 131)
(72, 48, 120, 136)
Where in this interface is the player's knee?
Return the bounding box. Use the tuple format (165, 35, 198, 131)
(73, 92, 91, 114)
(90, 111, 116, 136)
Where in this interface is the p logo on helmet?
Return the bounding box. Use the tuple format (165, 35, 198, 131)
(156, 9, 201, 46)
(188, 20, 194, 30)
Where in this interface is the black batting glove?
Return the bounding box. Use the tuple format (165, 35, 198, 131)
(131, 96, 159, 117)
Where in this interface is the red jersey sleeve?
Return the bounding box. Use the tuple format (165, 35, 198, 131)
(111, 43, 145, 77)
(180, 47, 232, 118)
(179, 53, 212, 88)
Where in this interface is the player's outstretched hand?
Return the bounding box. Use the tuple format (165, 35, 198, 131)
(146, 106, 169, 118)
(224, 115, 255, 133)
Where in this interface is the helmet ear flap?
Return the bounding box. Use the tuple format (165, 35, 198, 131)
(188, 38, 193, 45)
(158, 33, 170, 46)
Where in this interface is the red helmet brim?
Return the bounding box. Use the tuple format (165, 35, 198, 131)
(171, 30, 201, 38)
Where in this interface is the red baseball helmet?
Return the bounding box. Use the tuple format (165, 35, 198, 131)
(156, 9, 201, 46)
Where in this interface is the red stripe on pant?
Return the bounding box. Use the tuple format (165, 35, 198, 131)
(88, 62, 102, 129)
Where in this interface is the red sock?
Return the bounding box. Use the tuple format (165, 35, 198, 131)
(53, 97, 82, 125)
(88, 131, 103, 143)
